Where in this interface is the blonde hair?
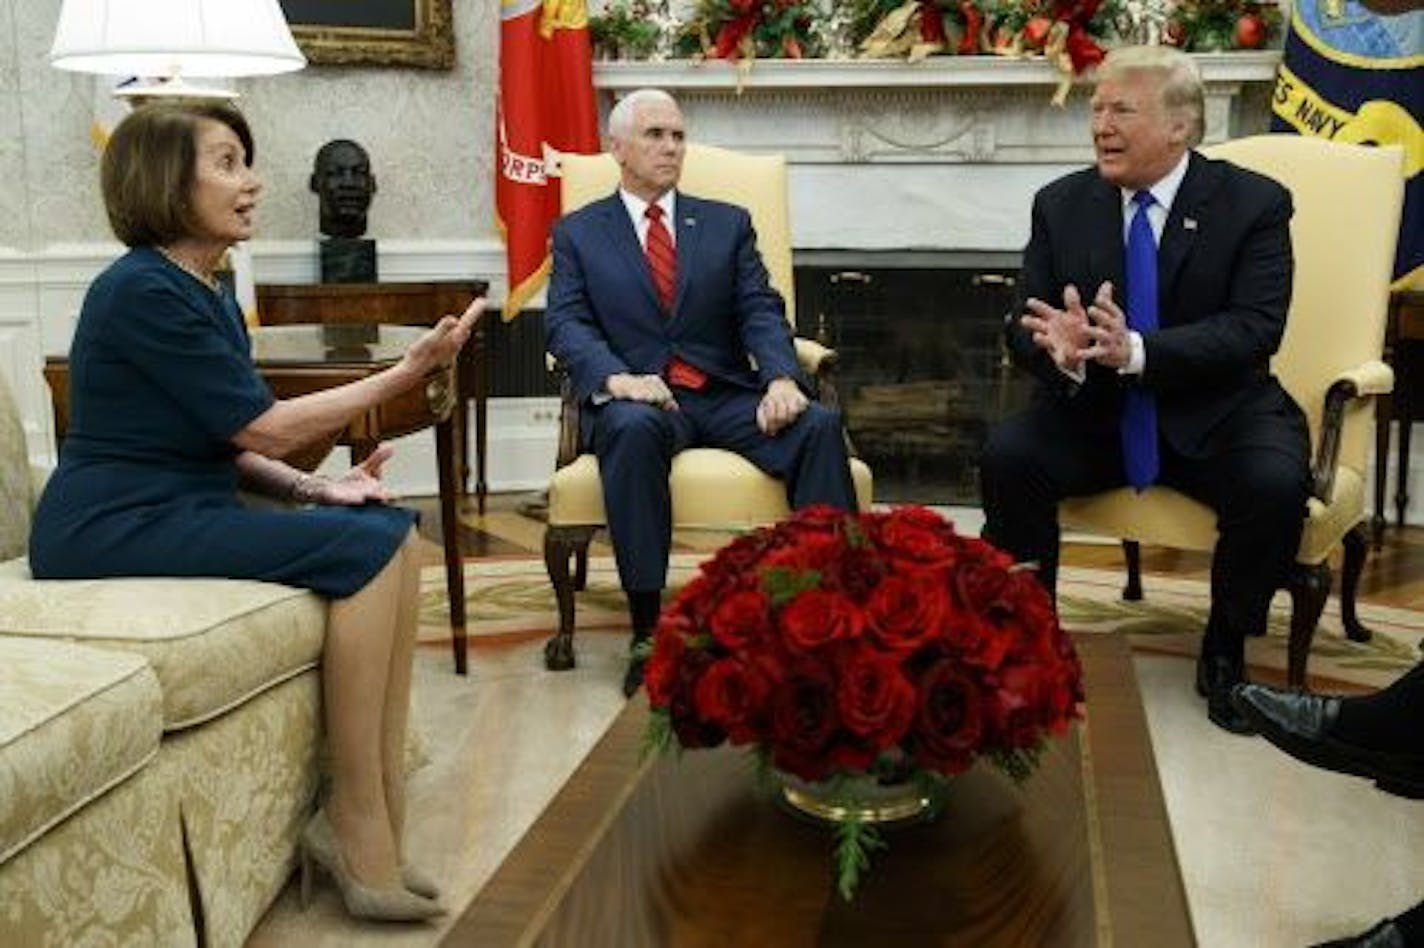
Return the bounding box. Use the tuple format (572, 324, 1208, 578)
(1097, 45, 1205, 146)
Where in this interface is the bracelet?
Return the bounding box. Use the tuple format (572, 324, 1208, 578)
(288, 472, 325, 504)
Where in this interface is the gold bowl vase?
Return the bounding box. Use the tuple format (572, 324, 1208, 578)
(777, 770, 944, 825)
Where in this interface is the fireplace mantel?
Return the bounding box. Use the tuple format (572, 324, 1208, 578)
(591, 52, 1282, 252)
(593, 51, 1281, 92)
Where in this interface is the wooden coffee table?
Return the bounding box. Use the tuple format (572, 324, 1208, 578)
(445, 633, 1193, 945)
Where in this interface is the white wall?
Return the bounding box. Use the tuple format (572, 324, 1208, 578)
(0, 0, 566, 494)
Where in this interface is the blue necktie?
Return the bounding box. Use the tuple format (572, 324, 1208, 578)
(1123, 190, 1159, 490)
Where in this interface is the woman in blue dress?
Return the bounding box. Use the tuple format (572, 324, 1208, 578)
(28, 102, 483, 922)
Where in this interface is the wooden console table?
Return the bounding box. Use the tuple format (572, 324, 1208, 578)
(255, 280, 491, 514)
(1373, 289, 1424, 546)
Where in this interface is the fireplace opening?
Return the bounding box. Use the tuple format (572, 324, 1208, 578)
(794, 254, 1032, 506)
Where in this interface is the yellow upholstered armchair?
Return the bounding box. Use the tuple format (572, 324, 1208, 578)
(1059, 135, 1405, 687)
(542, 144, 874, 670)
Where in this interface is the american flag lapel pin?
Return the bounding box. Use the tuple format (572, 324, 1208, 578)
(1183, 217, 1198, 231)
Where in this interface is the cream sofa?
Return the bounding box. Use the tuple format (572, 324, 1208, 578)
(0, 373, 327, 947)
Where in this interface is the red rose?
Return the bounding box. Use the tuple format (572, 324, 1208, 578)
(822, 545, 885, 601)
(694, 657, 772, 744)
(760, 532, 843, 574)
(877, 506, 957, 568)
(645, 624, 690, 708)
(768, 657, 839, 781)
(709, 589, 772, 651)
(663, 646, 726, 749)
(866, 573, 946, 654)
(779, 588, 865, 652)
(911, 659, 984, 775)
(836, 646, 917, 749)
(985, 661, 1056, 748)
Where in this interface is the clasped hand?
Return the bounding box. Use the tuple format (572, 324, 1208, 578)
(606, 373, 807, 435)
(399, 297, 486, 379)
(1020, 282, 1133, 373)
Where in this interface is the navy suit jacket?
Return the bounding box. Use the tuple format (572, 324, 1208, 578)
(1005, 150, 1299, 459)
(545, 191, 804, 405)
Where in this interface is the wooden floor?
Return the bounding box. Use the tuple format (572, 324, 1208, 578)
(409, 493, 1424, 613)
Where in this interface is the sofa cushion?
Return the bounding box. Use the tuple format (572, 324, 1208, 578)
(0, 559, 325, 731)
(0, 637, 162, 865)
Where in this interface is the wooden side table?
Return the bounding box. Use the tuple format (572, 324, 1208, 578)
(255, 280, 491, 514)
(1373, 289, 1424, 547)
(45, 324, 474, 675)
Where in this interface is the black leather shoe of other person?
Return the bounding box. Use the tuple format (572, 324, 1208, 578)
(1231, 684, 1424, 796)
(1311, 916, 1409, 948)
(1197, 654, 1256, 735)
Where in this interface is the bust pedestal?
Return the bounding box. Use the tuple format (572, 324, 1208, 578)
(320, 238, 377, 283)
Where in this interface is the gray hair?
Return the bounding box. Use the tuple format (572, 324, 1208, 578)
(608, 88, 679, 142)
(1097, 45, 1205, 147)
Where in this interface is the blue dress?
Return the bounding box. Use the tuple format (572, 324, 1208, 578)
(29, 247, 416, 599)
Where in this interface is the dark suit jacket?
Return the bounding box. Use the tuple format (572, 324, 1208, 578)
(1005, 150, 1298, 459)
(546, 191, 804, 405)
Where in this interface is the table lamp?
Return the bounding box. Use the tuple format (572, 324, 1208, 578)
(48, 0, 306, 99)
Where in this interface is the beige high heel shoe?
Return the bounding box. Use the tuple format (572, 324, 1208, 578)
(299, 812, 445, 922)
(401, 864, 441, 900)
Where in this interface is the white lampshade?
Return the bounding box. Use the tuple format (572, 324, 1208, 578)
(49, 0, 306, 78)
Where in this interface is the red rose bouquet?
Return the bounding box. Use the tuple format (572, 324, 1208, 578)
(642, 505, 1083, 898)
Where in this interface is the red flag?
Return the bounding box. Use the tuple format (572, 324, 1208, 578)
(497, 0, 600, 320)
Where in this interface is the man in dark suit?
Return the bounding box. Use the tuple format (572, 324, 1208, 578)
(545, 88, 858, 696)
(980, 45, 1310, 734)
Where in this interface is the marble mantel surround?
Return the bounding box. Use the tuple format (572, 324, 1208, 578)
(593, 52, 1281, 255)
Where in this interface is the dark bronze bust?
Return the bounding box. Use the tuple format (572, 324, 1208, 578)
(311, 139, 378, 282)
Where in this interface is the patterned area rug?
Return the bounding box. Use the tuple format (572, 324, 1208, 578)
(421, 555, 1424, 689)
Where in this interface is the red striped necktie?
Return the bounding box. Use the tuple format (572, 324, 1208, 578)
(645, 203, 677, 313)
(645, 203, 706, 390)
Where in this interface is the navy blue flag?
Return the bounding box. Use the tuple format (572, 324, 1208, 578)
(1270, 0, 1423, 289)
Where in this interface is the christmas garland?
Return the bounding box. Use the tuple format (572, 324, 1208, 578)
(590, 0, 1281, 65)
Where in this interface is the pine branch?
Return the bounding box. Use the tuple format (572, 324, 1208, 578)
(834, 816, 887, 901)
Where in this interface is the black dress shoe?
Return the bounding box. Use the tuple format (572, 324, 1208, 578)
(622, 657, 645, 698)
(1196, 654, 1256, 734)
(1312, 916, 1409, 947)
(1231, 684, 1424, 797)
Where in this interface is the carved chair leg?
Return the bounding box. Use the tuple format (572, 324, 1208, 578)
(574, 544, 590, 592)
(1287, 561, 1332, 689)
(543, 525, 596, 672)
(1340, 523, 1375, 643)
(1121, 540, 1144, 601)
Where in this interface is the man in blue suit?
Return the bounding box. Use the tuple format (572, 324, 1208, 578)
(546, 88, 858, 696)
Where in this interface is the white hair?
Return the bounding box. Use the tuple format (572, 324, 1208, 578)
(608, 88, 679, 142)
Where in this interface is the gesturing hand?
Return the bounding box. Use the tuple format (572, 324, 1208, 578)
(1082, 281, 1133, 369)
(320, 443, 398, 506)
(1021, 284, 1092, 373)
(757, 377, 809, 435)
(400, 297, 486, 379)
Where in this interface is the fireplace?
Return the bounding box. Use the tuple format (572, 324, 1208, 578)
(793, 253, 1027, 504)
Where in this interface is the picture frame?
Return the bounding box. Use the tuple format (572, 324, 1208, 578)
(278, 0, 455, 69)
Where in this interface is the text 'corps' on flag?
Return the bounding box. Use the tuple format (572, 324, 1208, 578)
(496, 0, 600, 320)
(1270, 0, 1423, 290)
